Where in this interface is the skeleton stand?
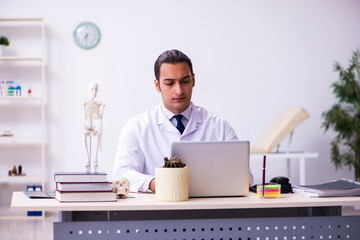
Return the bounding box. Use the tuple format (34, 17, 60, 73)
(84, 100, 104, 174)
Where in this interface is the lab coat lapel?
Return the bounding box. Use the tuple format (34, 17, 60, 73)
(156, 106, 179, 134)
(182, 106, 202, 136)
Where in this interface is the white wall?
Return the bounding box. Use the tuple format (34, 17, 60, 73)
(1, 0, 359, 191)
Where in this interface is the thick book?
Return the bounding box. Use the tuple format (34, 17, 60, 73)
(56, 182, 112, 192)
(54, 172, 108, 183)
(292, 178, 360, 197)
(55, 190, 116, 202)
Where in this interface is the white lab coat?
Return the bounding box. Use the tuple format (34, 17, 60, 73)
(113, 102, 254, 192)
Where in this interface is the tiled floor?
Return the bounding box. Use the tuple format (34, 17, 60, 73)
(0, 212, 58, 240)
(1, 207, 359, 240)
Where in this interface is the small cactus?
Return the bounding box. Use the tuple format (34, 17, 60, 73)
(163, 156, 186, 168)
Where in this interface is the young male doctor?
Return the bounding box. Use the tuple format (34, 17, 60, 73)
(113, 49, 254, 192)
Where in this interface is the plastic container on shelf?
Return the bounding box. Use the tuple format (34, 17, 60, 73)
(0, 80, 22, 97)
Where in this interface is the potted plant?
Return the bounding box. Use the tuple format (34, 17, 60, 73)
(0, 35, 10, 56)
(155, 156, 189, 202)
(322, 50, 360, 181)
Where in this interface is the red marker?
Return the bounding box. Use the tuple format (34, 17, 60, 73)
(262, 155, 266, 197)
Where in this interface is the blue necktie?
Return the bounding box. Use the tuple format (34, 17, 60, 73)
(173, 115, 185, 134)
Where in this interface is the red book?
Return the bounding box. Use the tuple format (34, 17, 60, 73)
(55, 190, 116, 202)
(56, 182, 112, 192)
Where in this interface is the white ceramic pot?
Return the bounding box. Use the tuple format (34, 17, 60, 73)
(155, 166, 189, 202)
(1, 45, 4, 56)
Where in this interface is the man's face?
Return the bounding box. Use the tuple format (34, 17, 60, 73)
(154, 62, 195, 114)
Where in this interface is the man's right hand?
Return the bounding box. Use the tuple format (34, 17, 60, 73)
(149, 178, 155, 192)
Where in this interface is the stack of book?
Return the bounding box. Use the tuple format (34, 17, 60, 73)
(292, 178, 360, 197)
(54, 172, 116, 202)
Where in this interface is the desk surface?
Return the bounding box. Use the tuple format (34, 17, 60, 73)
(11, 192, 360, 212)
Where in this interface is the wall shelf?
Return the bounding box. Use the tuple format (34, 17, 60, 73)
(0, 96, 43, 101)
(0, 175, 42, 184)
(0, 57, 43, 62)
(0, 17, 46, 219)
(0, 206, 42, 220)
(0, 18, 43, 22)
(0, 136, 43, 145)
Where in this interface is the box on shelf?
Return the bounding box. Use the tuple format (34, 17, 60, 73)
(26, 185, 42, 216)
(0, 81, 22, 97)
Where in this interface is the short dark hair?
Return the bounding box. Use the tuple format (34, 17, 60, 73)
(154, 49, 193, 80)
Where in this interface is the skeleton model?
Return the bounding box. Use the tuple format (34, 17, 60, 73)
(83, 82, 105, 173)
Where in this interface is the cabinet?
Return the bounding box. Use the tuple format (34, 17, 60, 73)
(0, 18, 45, 219)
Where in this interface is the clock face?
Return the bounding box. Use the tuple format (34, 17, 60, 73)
(73, 22, 101, 49)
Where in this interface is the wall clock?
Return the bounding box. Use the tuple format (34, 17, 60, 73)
(73, 22, 101, 49)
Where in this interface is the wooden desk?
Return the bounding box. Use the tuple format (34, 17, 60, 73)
(11, 192, 360, 240)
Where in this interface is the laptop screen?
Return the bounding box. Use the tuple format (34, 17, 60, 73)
(171, 141, 249, 197)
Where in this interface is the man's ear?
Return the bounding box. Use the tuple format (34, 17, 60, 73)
(192, 73, 195, 87)
(154, 79, 161, 92)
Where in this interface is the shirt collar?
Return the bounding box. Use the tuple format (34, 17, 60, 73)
(161, 102, 192, 121)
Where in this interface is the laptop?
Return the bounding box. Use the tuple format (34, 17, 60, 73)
(171, 141, 250, 197)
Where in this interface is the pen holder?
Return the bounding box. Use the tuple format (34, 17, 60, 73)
(155, 166, 189, 202)
(257, 184, 281, 198)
